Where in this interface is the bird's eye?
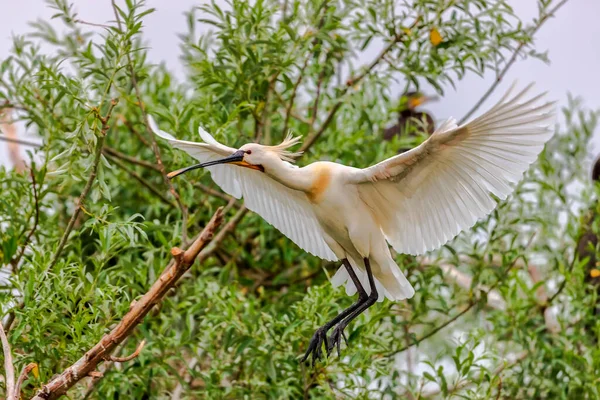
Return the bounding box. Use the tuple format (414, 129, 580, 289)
(246, 150, 252, 155)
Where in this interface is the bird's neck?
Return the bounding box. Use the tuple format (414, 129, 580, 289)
(263, 158, 313, 193)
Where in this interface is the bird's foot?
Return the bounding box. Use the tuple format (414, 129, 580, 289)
(301, 327, 329, 366)
(327, 323, 349, 356)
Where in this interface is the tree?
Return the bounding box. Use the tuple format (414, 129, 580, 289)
(0, 0, 598, 398)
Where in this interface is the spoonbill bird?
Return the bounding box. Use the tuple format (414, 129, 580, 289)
(149, 83, 554, 363)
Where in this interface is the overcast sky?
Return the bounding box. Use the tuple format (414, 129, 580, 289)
(1, 0, 599, 166)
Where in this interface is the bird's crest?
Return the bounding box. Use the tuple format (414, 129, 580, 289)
(268, 133, 302, 162)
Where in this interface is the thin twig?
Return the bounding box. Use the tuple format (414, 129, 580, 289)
(310, 67, 327, 127)
(386, 249, 528, 358)
(256, 72, 280, 143)
(81, 342, 127, 400)
(15, 363, 37, 399)
(0, 322, 15, 399)
(105, 154, 176, 207)
(386, 304, 475, 358)
(111, 1, 189, 244)
(106, 340, 146, 362)
(118, 115, 150, 147)
(283, 54, 312, 136)
(48, 99, 119, 272)
(74, 19, 112, 29)
(281, 1, 331, 136)
(193, 182, 235, 203)
(434, 261, 506, 310)
(0, 135, 42, 148)
(11, 168, 40, 270)
(2, 312, 18, 335)
(299, 17, 420, 153)
(103, 146, 161, 171)
(0, 101, 30, 113)
(527, 264, 560, 333)
(31, 209, 224, 400)
(548, 236, 580, 304)
(1, 108, 26, 173)
(274, 91, 311, 125)
(421, 351, 528, 398)
(198, 206, 248, 261)
(458, 0, 570, 124)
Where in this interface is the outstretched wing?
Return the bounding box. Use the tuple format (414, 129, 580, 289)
(354, 83, 555, 255)
(149, 117, 337, 261)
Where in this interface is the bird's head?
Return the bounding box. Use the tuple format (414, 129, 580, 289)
(398, 91, 438, 111)
(167, 134, 302, 179)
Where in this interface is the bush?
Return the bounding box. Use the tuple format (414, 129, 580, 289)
(1, 0, 598, 398)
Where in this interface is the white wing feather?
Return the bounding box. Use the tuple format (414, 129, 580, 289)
(356, 83, 555, 255)
(149, 117, 337, 261)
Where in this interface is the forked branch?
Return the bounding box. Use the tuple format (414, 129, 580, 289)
(31, 209, 224, 400)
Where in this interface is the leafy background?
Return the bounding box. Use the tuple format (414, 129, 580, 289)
(0, 0, 599, 399)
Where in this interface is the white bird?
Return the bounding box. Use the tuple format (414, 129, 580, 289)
(149, 83, 554, 363)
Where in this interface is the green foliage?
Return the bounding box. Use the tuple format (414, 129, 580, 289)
(0, 0, 598, 398)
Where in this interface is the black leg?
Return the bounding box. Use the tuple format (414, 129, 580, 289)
(327, 257, 378, 355)
(301, 259, 368, 365)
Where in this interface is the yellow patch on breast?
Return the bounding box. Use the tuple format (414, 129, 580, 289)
(307, 164, 332, 204)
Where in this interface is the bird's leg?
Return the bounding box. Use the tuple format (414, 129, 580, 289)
(301, 259, 368, 365)
(328, 257, 378, 356)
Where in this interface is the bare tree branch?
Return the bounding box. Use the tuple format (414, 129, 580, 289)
(0, 322, 15, 399)
(31, 209, 225, 400)
(386, 303, 475, 359)
(1, 108, 26, 173)
(111, 0, 189, 244)
(15, 363, 37, 400)
(198, 206, 248, 260)
(105, 153, 177, 208)
(299, 16, 422, 153)
(282, 2, 332, 137)
(459, 0, 571, 124)
(81, 342, 126, 400)
(103, 146, 161, 171)
(0, 135, 42, 148)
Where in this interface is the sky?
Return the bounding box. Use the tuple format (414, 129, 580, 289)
(0, 0, 599, 166)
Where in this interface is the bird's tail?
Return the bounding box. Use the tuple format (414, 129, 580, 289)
(331, 256, 414, 302)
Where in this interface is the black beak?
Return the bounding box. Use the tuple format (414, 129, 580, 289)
(167, 150, 245, 179)
(423, 95, 439, 103)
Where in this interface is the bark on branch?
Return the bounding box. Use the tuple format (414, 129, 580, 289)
(31, 208, 224, 400)
(0, 323, 15, 399)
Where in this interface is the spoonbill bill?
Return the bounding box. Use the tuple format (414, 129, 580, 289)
(149, 83, 554, 363)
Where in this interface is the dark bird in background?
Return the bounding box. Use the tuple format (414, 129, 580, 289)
(383, 91, 437, 151)
(580, 156, 600, 338)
